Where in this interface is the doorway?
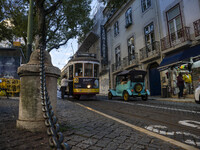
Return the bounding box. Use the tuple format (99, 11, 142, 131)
(149, 63, 161, 96)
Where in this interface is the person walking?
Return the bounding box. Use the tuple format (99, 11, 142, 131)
(60, 75, 68, 100)
(177, 72, 184, 98)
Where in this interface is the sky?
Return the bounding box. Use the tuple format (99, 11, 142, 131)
(50, 0, 101, 70)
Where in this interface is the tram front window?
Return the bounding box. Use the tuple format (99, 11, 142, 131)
(94, 64, 99, 77)
(84, 63, 93, 77)
(75, 63, 83, 77)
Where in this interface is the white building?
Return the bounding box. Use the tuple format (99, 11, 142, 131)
(104, 0, 200, 97)
(104, 0, 162, 96)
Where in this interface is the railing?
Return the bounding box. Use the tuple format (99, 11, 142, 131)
(112, 62, 121, 72)
(122, 53, 138, 68)
(111, 53, 138, 72)
(194, 19, 200, 37)
(139, 41, 160, 61)
(161, 27, 191, 51)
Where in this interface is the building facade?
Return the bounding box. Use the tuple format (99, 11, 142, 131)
(158, 0, 200, 97)
(103, 0, 200, 97)
(104, 0, 162, 96)
(65, 0, 200, 97)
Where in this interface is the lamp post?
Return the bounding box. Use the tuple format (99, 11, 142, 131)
(27, 0, 33, 63)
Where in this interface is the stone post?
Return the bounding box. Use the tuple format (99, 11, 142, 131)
(16, 49, 60, 132)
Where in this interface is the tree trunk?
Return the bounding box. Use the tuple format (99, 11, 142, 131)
(35, 1, 46, 49)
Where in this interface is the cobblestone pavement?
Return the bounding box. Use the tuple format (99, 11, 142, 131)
(0, 97, 183, 150)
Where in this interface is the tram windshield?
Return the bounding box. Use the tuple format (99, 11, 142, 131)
(75, 63, 83, 77)
(84, 63, 93, 77)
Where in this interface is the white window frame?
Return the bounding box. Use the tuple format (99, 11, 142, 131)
(115, 46, 121, 67)
(141, 0, 151, 12)
(114, 21, 119, 36)
(144, 22, 154, 52)
(125, 7, 132, 28)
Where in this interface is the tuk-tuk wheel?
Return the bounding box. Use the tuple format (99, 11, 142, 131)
(108, 92, 113, 100)
(142, 94, 148, 101)
(123, 91, 129, 101)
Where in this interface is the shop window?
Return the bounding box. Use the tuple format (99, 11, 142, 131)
(94, 64, 99, 77)
(167, 4, 183, 41)
(84, 63, 93, 77)
(141, 0, 151, 12)
(114, 21, 119, 36)
(125, 7, 132, 28)
(144, 22, 155, 52)
(115, 46, 121, 67)
(75, 63, 83, 77)
(127, 36, 135, 62)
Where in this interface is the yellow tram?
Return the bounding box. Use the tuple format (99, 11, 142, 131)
(61, 53, 99, 99)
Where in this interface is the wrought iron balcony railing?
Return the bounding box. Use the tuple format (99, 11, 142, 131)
(139, 41, 160, 61)
(194, 19, 200, 37)
(161, 27, 191, 51)
(122, 53, 138, 68)
(111, 53, 138, 72)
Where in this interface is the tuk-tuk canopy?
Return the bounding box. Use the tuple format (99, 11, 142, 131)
(117, 69, 146, 76)
(117, 69, 147, 82)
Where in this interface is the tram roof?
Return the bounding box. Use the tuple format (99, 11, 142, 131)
(68, 56, 99, 63)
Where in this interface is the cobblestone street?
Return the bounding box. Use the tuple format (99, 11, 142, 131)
(0, 97, 184, 150)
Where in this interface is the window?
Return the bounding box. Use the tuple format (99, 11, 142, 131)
(84, 63, 93, 77)
(127, 36, 135, 62)
(115, 46, 121, 67)
(141, 0, 151, 12)
(114, 21, 119, 36)
(167, 4, 183, 41)
(94, 64, 99, 77)
(75, 63, 83, 77)
(125, 8, 132, 28)
(144, 22, 154, 52)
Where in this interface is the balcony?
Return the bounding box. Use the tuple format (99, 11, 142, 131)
(139, 41, 160, 63)
(111, 54, 138, 73)
(161, 27, 191, 53)
(112, 62, 122, 73)
(193, 19, 200, 39)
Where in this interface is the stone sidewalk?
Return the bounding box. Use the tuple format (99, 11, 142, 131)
(0, 96, 184, 150)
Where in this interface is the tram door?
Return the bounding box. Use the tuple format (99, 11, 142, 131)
(149, 63, 161, 96)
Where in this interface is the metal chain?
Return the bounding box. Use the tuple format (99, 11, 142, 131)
(39, 47, 70, 150)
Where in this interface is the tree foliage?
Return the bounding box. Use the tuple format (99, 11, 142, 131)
(0, 0, 93, 52)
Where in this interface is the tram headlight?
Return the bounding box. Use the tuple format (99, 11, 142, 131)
(87, 85, 91, 89)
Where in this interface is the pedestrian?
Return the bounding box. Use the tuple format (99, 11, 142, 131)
(183, 71, 192, 94)
(177, 72, 184, 98)
(60, 75, 68, 100)
(68, 74, 73, 97)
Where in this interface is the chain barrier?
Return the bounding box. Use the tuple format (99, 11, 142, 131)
(39, 47, 70, 150)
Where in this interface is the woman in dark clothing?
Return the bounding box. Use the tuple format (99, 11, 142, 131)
(177, 73, 184, 98)
(68, 74, 73, 97)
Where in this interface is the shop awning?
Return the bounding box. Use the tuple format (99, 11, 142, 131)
(158, 44, 200, 71)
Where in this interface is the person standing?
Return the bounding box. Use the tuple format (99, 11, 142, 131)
(177, 73, 184, 98)
(183, 71, 192, 94)
(60, 75, 68, 100)
(68, 74, 73, 97)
